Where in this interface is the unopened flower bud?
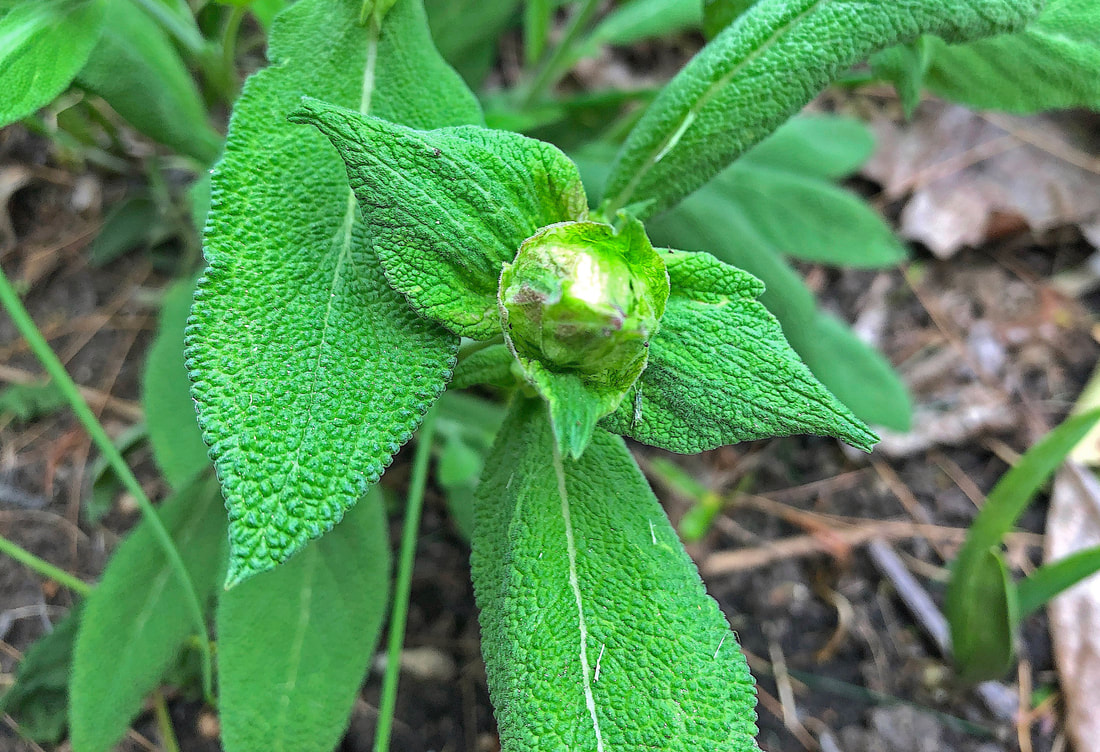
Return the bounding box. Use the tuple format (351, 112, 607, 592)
(498, 220, 668, 389)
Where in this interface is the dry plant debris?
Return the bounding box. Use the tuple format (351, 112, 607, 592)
(864, 101, 1100, 257)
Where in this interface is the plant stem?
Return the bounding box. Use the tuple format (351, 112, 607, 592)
(131, 0, 207, 60)
(217, 4, 247, 102)
(518, 0, 603, 109)
(373, 409, 438, 752)
(0, 267, 215, 703)
(0, 534, 92, 596)
(152, 689, 181, 752)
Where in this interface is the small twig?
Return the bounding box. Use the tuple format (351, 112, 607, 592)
(1017, 659, 1034, 752)
(867, 539, 949, 653)
(767, 630, 817, 751)
(867, 538, 1019, 722)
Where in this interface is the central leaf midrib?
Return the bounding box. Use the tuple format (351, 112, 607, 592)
(551, 440, 605, 752)
(279, 18, 381, 540)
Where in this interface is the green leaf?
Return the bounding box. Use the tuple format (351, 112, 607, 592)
(218, 487, 389, 752)
(74, 0, 221, 164)
(0, 0, 106, 127)
(783, 312, 913, 433)
(945, 408, 1100, 681)
(250, 0, 289, 27)
(903, 0, 1100, 113)
(0, 604, 83, 744)
(648, 168, 912, 431)
(949, 548, 1019, 682)
(738, 114, 875, 180)
(69, 474, 226, 752)
(435, 391, 506, 539)
(144, 277, 209, 489)
(523, 0, 553, 65)
(600, 0, 1044, 219)
(450, 343, 517, 389)
(291, 98, 589, 339)
(498, 218, 669, 457)
(702, 0, 756, 39)
(186, 0, 481, 585)
(584, 0, 702, 50)
(424, 0, 520, 85)
(0, 380, 66, 423)
(86, 423, 147, 523)
(88, 195, 160, 266)
(1017, 544, 1100, 619)
(870, 38, 935, 117)
(471, 398, 760, 751)
(712, 164, 905, 268)
(603, 250, 876, 452)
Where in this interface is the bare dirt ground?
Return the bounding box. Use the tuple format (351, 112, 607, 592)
(2, 45, 1100, 752)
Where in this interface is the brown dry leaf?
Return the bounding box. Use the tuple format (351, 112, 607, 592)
(864, 102, 1100, 257)
(1047, 462, 1100, 752)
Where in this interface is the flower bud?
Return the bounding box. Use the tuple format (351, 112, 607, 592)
(499, 220, 668, 389)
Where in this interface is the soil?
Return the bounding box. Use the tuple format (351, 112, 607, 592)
(2, 41, 1099, 752)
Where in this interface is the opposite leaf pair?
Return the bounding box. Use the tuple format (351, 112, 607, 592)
(291, 97, 876, 460)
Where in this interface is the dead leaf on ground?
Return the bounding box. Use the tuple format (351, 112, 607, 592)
(1047, 462, 1100, 752)
(864, 102, 1100, 257)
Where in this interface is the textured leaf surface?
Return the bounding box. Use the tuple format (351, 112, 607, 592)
(738, 114, 874, 180)
(292, 99, 588, 338)
(602, 251, 876, 452)
(69, 475, 226, 752)
(711, 163, 904, 268)
(0, 0, 106, 127)
(0, 604, 82, 744)
(647, 167, 912, 431)
(186, 0, 480, 584)
(75, 0, 221, 163)
(601, 0, 1044, 219)
(885, 0, 1100, 112)
(471, 398, 759, 751)
(218, 487, 389, 752)
(144, 277, 209, 489)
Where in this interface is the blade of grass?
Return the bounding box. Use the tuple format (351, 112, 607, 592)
(1017, 544, 1100, 619)
(0, 266, 214, 702)
(0, 533, 92, 596)
(373, 407, 438, 752)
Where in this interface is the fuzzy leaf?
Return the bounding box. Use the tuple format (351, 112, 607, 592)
(144, 277, 209, 489)
(0, 0, 106, 127)
(917, 0, 1100, 112)
(602, 250, 877, 452)
(601, 0, 1044, 219)
(648, 166, 912, 431)
(737, 114, 874, 179)
(0, 604, 82, 744)
(710, 163, 905, 268)
(75, 0, 221, 164)
(217, 487, 389, 752)
(186, 0, 480, 585)
(291, 98, 588, 339)
(69, 474, 226, 752)
(471, 398, 760, 751)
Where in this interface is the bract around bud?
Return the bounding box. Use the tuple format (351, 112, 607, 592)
(498, 218, 670, 458)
